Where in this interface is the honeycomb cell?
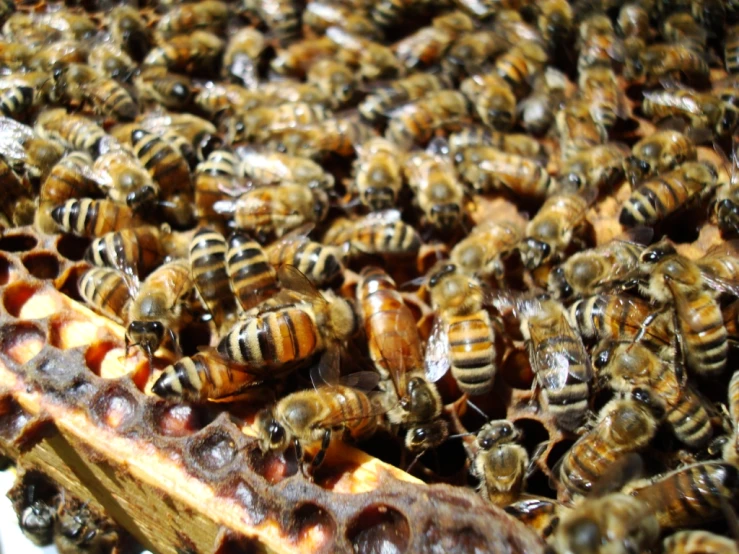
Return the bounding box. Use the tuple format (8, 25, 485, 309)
(213, 532, 263, 554)
(231, 481, 269, 527)
(0, 322, 46, 365)
(90, 385, 140, 431)
(246, 444, 298, 484)
(3, 281, 42, 318)
(289, 503, 336, 551)
(0, 254, 16, 286)
(21, 252, 61, 281)
(514, 418, 550, 457)
(0, 396, 34, 443)
(0, 233, 37, 253)
(150, 403, 201, 437)
(186, 426, 241, 478)
(347, 505, 410, 554)
(84, 340, 120, 376)
(546, 439, 576, 473)
(55, 234, 91, 261)
(56, 264, 87, 303)
(48, 312, 99, 349)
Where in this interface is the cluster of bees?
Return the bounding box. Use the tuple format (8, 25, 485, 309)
(6, 0, 739, 551)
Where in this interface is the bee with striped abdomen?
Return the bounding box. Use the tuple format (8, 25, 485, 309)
(225, 232, 279, 313)
(623, 130, 697, 186)
(189, 227, 237, 330)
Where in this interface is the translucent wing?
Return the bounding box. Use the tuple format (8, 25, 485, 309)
(374, 331, 409, 395)
(0, 117, 35, 165)
(311, 347, 340, 389)
(277, 263, 324, 304)
(424, 317, 451, 383)
(355, 209, 402, 229)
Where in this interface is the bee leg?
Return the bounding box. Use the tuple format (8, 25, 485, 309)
(671, 311, 688, 388)
(311, 429, 332, 470)
(633, 306, 668, 344)
(294, 438, 310, 477)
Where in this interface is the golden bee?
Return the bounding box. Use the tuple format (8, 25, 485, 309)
(326, 26, 403, 80)
(269, 36, 338, 77)
(455, 145, 550, 200)
(225, 231, 279, 313)
(237, 150, 334, 191)
(107, 6, 152, 62)
(661, 12, 707, 49)
(156, 0, 229, 39)
(92, 151, 160, 211)
(494, 41, 549, 100)
(357, 266, 447, 452)
(189, 227, 237, 330)
(40, 9, 97, 41)
(449, 126, 546, 161)
(727, 24, 739, 74)
(222, 27, 266, 88)
(194, 148, 240, 222)
(393, 11, 472, 70)
(426, 263, 497, 396)
(577, 66, 628, 129)
(623, 129, 697, 185)
(242, 0, 301, 44)
(505, 497, 568, 540)
(358, 73, 451, 124)
(576, 14, 626, 71)
(642, 89, 739, 138)
(51, 199, 137, 238)
(405, 151, 465, 230)
(303, 1, 380, 39)
(268, 116, 375, 159)
(617, 3, 650, 42)
(460, 73, 517, 131)
(143, 31, 224, 76)
(471, 420, 529, 506)
(557, 144, 629, 195)
(351, 137, 404, 211)
(625, 42, 709, 85)
(555, 100, 607, 160)
(85, 226, 164, 281)
(322, 210, 422, 258)
(306, 59, 356, 106)
(35, 109, 111, 158)
(559, 388, 661, 496)
(385, 90, 470, 149)
(135, 67, 193, 111)
(0, 118, 65, 188)
(519, 296, 593, 432)
(87, 43, 136, 82)
(714, 178, 739, 235)
(450, 219, 522, 281)
(265, 227, 344, 287)
(663, 530, 739, 554)
(227, 102, 331, 144)
(443, 30, 508, 78)
(38, 151, 97, 208)
(78, 267, 135, 326)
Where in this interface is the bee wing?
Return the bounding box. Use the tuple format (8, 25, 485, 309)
(373, 331, 409, 394)
(326, 26, 362, 50)
(276, 263, 325, 304)
(588, 453, 645, 499)
(616, 226, 654, 246)
(311, 348, 340, 388)
(528, 312, 591, 390)
(0, 117, 35, 165)
(267, 223, 316, 252)
(424, 317, 451, 384)
(340, 371, 381, 392)
(355, 209, 403, 228)
(697, 270, 739, 298)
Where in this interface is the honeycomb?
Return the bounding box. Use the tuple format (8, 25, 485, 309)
(0, 225, 545, 553)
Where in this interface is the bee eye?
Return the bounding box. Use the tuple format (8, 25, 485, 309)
(594, 349, 610, 369)
(638, 159, 650, 173)
(479, 437, 493, 449)
(268, 421, 284, 445)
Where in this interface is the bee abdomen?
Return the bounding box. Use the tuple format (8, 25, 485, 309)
(79, 267, 133, 325)
(667, 390, 713, 447)
(447, 313, 496, 396)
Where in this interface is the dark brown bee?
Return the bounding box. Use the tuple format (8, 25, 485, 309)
(135, 68, 193, 111)
(624, 130, 697, 185)
(52, 199, 137, 238)
(322, 211, 422, 259)
(225, 232, 279, 313)
(85, 226, 163, 280)
(386, 90, 470, 149)
(189, 227, 237, 329)
(266, 227, 344, 287)
(0, 86, 33, 120)
(107, 6, 152, 62)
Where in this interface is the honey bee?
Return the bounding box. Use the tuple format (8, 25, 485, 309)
(650, 89, 735, 138)
(85, 226, 164, 281)
(471, 420, 529, 506)
(256, 81, 336, 108)
(570, 294, 673, 349)
(54, 499, 118, 554)
(227, 102, 331, 144)
(242, 0, 301, 44)
(306, 59, 356, 106)
(216, 183, 329, 239)
(35, 109, 112, 158)
(93, 151, 160, 211)
(405, 151, 465, 230)
(237, 150, 334, 191)
(326, 26, 403, 81)
(0, 158, 34, 227)
(617, 3, 651, 42)
(356, 266, 447, 453)
(143, 31, 224, 76)
(727, 25, 739, 74)
(460, 73, 517, 131)
(449, 126, 546, 161)
(135, 68, 193, 110)
(537, 0, 573, 50)
(51, 199, 137, 238)
(426, 263, 497, 396)
(51, 63, 138, 122)
(621, 161, 718, 228)
(0, 86, 33, 120)
(623, 130, 697, 185)
(577, 14, 626, 71)
(269, 36, 338, 77)
(194, 148, 240, 222)
(136, 112, 217, 149)
(578, 66, 628, 130)
(393, 11, 472, 70)
(547, 231, 649, 299)
(190, 227, 237, 329)
(626, 42, 709, 85)
(721, 369, 739, 464)
(598, 342, 714, 448)
(267, 116, 375, 159)
(79, 267, 135, 325)
(222, 27, 266, 88)
(386, 90, 470, 149)
(663, 530, 739, 554)
(351, 137, 404, 212)
(5, 13, 62, 49)
(556, 100, 607, 160)
(519, 67, 567, 136)
(358, 73, 451, 124)
(560, 389, 661, 496)
(0, 118, 65, 186)
(662, 12, 707, 50)
(519, 297, 593, 432)
(558, 144, 629, 195)
(455, 146, 550, 200)
(494, 42, 549, 100)
(156, 0, 229, 38)
(107, 6, 152, 62)
(505, 497, 568, 540)
(41, 10, 97, 41)
(303, 2, 380, 39)
(550, 492, 660, 554)
(265, 227, 344, 287)
(714, 176, 739, 235)
(130, 128, 193, 199)
(450, 219, 522, 281)
(626, 462, 739, 530)
(323, 210, 422, 258)
(20, 499, 56, 547)
(518, 192, 591, 270)
(38, 151, 98, 207)
(218, 265, 358, 379)
(88, 43, 136, 82)
(30, 40, 89, 72)
(225, 232, 279, 313)
(153, 349, 265, 403)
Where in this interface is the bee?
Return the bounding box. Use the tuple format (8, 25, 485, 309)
(130, 128, 193, 199)
(714, 176, 739, 235)
(550, 492, 660, 554)
(51, 199, 137, 238)
(0, 41, 32, 74)
(0, 157, 34, 227)
(663, 531, 739, 554)
(227, 102, 331, 143)
(643, 89, 739, 138)
(269, 36, 338, 77)
(426, 263, 497, 396)
(519, 67, 567, 136)
(662, 12, 707, 50)
(35, 109, 111, 158)
(560, 388, 661, 496)
(598, 342, 713, 448)
(152, 349, 265, 403)
(577, 14, 626, 71)
(93, 151, 160, 211)
(303, 2, 380, 39)
(218, 265, 358, 379)
(323, 210, 422, 258)
(578, 66, 628, 130)
(623, 130, 697, 185)
(471, 420, 529, 506)
(242, 0, 301, 44)
(617, 3, 651, 42)
(393, 12, 472, 70)
(356, 266, 447, 453)
(637, 241, 730, 377)
(225, 232, 279, 313)
(620, 161, 718, 228)
(548, 231, 648, 299)
(51, 63, 138, 122)
(107, 6, 152, 62)
(54, 499, 118, 554)
(626, 42, 709, 85)
(556, 100, 607, 160)
(216, 183, 329, 239)
(79, 267, 135, 325)
(0, 118, 65, 188)
(306, 59, 356, 106)
(537, 0, 573, 50)
(351, 137, 404, 212)
(135, 68, 193, 110)
(626, 462, 739, 530)
(269, 117, 375, 159)
(460, 73, 517, 131)
(135, 112, 217, 149)
(558, 144, 629, 195)
(358, 73, 451, 124)
(265, 227, 344, 287)
(518, 192, 591, 270)
(194, 149, 240, 222)
(385, 90, 470, 149)
(519, 297, 593, 432)
(85, 226, 164, 281)
(405, 151, 465, 230)
(443, 30, 509, 79)
(0, 86, 33, 120)
(450, 219, 522, 281)
(455, 146, 550, 199)
(222, 27, 266, 88)
(143, 31, 225, 76)
(41, 10, 97, 41)
(721, 369, 739, 464)
(494, 42, 549, 100)
(38, 151, 98, 207)
(30, 40, 89, 73)
(156, 0, 229, 38)
(449, 126, 546, 161)
(257, 81, 336, 108)
(238, 150, 334, 191)
(88, 43, 136, 83)
(5, 13, 62, 49)
(189, 227, 237, 329)
(325, 26, 402, 81)
(505, 497, 568, 540)
(727, 25, 739, 74)
(20, 499, 56, 547)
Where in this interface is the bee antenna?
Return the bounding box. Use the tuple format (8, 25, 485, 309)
(405, 450, 425, 473)
(466, 399, 489, 420)
(447, 432, 474, 440)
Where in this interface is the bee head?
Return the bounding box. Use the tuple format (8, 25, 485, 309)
(256, 409, 287, 453)
(405, 420, 448, 453)
(519, 238, 551, 270)
(126, 320, 165, 356)
(548, 265, 573, 299)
